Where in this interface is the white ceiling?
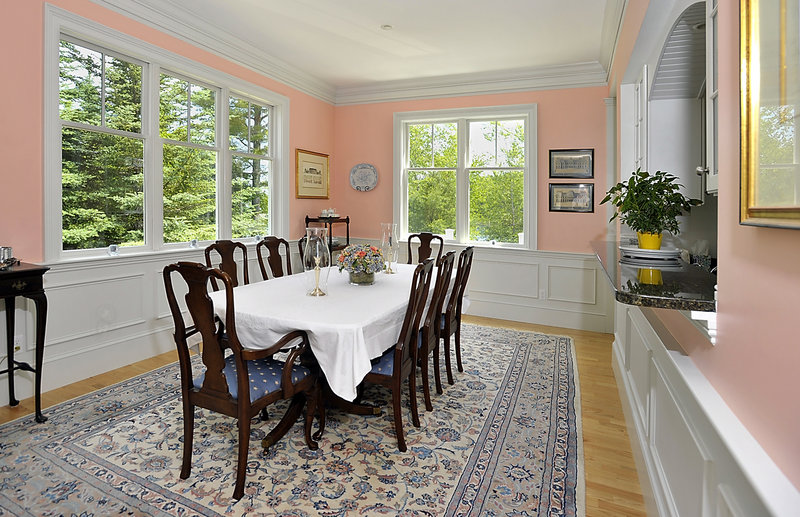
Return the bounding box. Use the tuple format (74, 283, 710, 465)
(89, 0, 627, 104)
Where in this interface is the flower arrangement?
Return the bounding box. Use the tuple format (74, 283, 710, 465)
(337, 244, 385, 274)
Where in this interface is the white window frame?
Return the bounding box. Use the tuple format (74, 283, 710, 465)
(393, 104, 537, 249)
(44, 5, 289, 262)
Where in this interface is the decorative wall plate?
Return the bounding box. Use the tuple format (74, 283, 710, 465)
(349, 163, 378, 191)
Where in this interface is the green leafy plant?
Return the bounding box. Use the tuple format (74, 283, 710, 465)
(600, 169, 701, 235)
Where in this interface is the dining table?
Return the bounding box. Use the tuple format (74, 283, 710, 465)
(208, 263, 446, 403)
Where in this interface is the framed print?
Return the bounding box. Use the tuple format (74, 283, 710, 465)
(549, 149, 594, 179)
(740, 0, 800, 228)
(296, 149, 329, 199)
(549, 183, 594, 213)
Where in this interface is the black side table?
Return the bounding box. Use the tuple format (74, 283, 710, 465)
(304, 215, 350, 251)
(1, 262, 49, 422)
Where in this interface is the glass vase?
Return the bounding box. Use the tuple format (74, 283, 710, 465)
(380, 222, 399, 274)
(302, 227, 331, 296)
(349, 271, 375, 285)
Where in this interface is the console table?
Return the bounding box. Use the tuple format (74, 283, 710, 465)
(1, 262, 49, 422)
(305, 215, 350, 251)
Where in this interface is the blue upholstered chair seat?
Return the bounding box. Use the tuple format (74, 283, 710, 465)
(194, 354, 311, 401)
(370, 347, 395, 376)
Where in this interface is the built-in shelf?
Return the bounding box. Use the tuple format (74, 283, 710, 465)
(591, 240, 717, 312)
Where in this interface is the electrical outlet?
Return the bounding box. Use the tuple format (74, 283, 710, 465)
(13, 335, 23, 351)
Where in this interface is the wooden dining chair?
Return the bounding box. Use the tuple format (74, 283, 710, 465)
(417, 250, 456, 411)
(361, 258, 435, 451)
(297, 235, 306, 259)
(163, 261, 324, 500)
(256, 236, 292, 280)
(204, 240, 249, 291)
(440, 246, 475, 385)
(407, 232, 444, 264)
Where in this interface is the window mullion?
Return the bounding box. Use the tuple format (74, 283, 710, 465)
(218, 87, 231, 240)
(146, 64, 162, 251)
(456, 118, 469, 242)
(100, 55, 106, 127)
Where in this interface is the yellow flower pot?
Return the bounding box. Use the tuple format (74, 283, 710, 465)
(637, 231, 663, 250)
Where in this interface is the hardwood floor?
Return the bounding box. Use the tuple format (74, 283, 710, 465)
(0, 316, 646, 516)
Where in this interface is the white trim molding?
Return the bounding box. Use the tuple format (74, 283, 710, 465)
(613, 303, 800, 517)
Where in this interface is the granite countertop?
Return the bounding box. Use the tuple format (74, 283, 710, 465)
(591, 240, 717, 312)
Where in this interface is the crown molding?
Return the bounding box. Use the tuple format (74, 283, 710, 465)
(87, 0, 337, 103)
(333, 62, 609, 105)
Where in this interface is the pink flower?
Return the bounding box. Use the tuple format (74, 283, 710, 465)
(356, 251, 366, 258)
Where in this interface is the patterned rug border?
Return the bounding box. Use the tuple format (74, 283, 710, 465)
(0, 323, 585, 516)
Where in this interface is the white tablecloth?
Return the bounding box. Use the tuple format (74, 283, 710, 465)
(208, 263, 425, 401)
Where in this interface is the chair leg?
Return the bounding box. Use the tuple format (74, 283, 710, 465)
(233, 412, 250, 500)
(455, 322, 464, 373)
(433, 344, 443, 395)
(443, 334, 455, 385)
(392, 384, 407, 452)
(420, 346, 433, 412)
(408, 372, 420, 428)
(180, 402, 194, 480)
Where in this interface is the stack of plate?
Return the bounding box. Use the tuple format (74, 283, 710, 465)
(619, 244, 682, 268)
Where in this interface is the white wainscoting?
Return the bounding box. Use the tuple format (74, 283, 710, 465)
(395, 240, 614, 333)
(612, 302, 800, 517)
(0, 241, 613, 405)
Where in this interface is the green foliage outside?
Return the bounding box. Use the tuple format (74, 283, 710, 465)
(59, 40, 273, 251)
(230, 98, 271, 238)
(60, 41, 145, 250)
(407, 120, 525, 243)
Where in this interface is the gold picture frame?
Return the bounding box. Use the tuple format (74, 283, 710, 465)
(296, 149, 329, 199)
(741, 0, 800, 228)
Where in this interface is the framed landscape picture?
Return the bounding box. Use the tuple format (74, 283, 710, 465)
(549, 149, 594, 179)
(549, 183, 594, 213)
(296, 149, 329, 199)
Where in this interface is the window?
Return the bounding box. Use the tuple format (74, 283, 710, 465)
(46, 9, 289, 260)
(395, 105, 536, 247)
(59, 39, 145, 251)
(159, 73, 218, 243)
(229, 96, 272, 238)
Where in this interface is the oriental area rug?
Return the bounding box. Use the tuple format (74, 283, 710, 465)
(0, 324, 583, 516)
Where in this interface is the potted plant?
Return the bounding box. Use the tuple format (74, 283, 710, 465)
(600, 169, 701, 249)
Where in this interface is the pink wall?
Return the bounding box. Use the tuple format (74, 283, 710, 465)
(645, 2, 800, 487)
(0, 1, 45, 262)
(0, 0, 335, 260)
(334, 87, 610, 252)
(692, 0, 800, 486)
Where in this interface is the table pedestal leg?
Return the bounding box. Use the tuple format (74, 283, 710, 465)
(323, 382, 383, 416)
